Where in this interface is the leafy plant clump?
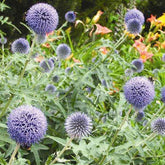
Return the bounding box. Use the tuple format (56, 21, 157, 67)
(0, 1, 165, 165)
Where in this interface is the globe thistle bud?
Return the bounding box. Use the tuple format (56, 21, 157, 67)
(125, 9, 145, 25)
(56, 44, 71, 60)
(65, 11, 76, 23)
(125, 68, 133, 77)
(126, 19, 142, 34)
(26, 3, 59, 35)
(131, 59, 144, 73)
(39, 59, 54, 73)
(36, 34, 47, 44)
(151, 118, 165, 135)
(52, 75, 59, 83)
(101, 79, 107, 87)
(124, 77, 155, 109)
(49, 57, 56, 64)
(11, 38, 30, 54)
(7, 105, 47, 147)
(65, 67, 71, 74)
(136, 111, 145, 122)
(0, 37, 7, 45)
(65, 112, 93, 139)
(161, 87, 165, 103)
(152, 69, 159, 76)
(162, 54, 165, 62)
(45, 84, 56, 93)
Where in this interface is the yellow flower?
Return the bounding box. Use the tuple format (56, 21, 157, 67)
(157, 13, 165, 26)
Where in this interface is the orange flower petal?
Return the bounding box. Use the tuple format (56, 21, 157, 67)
(95, 24, 112, 35)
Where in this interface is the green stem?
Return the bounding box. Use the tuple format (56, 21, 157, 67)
(50, 137, 73, 165)
(66, 31, 74, 53)
(99, 105, 132, 165)
(8, 143, 20, 165)
(2, 44, 4, 66)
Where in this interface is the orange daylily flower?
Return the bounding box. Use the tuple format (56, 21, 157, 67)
(140, 51, 153, 62)
(66, 53, 74, 60)
(46, 31, 54, 37)
(34, 55, 44, 63)
(147, 32, 160, 42)
(147, 15, 157, 23)
(95, 24, 112, 35)
(99, 47, 109, 55)
(42, 43, 50, 48)
(72, 57, 81, 63)
(133, 40, 146, 52)
(92, 10, 104, 24)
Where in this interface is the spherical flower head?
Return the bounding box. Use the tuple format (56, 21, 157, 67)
(65, 11, 76, 23)
(39, 59, 54, 73)
(26, 3, 59, 35)
(126, 19, 142, 34)
(125, 9, 145, 25)
(131, 59, 144, 73)
(56, 44, 71, 60)
(125, 68, 133, 77)
(161, 87, 165, 103)
(65, 67, 71, 74)
(65, 112, 93, 139)
(36, 34, 47, 44)
(11, 38, 30, 54)
(151, 118, 165, 135)
(45, 84, 56, 93)
(162, 54, 165, 62)
(124, 77, 155, 109)
(136, 111, 145, 122)
(0, 37, 7, 44)
(7, 105, 47, 147)
(52, 75, 59, 83)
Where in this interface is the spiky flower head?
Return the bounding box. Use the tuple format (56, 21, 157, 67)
(26, 3, 59, 35)
(125, 9, 145, 25)
(65, 11, 76, 22)
(124, 77, 155, 109)
(162, 54, 165, 62)
(56, 44, 71, 60)
(65, 112, 93, 139)
(36, 34, 47, 44)
(126, 19, 142, 34)
(11, 38, 30, 54)
(45, 84, 56, 93)
(0, 37, 7, 44)
(136, 111, 145, 122)
(7, 105, 47, 147)
(161, 87, 165, 103)
(151, 118, 165, 135)
(125, 68, 133, 77)
(131, 59, 144, 73)
(39, 59, 54, 73)
(52, 75, 59, 83)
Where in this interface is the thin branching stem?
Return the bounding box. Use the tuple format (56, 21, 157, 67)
(8, 143, 20, 165)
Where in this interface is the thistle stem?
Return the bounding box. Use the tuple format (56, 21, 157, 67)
(8, 143, 20, 165)
(50, 137, 73, 164)
(99, 105, 132, 165)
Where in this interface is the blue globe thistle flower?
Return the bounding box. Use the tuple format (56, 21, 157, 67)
(45, 84, 56, 93)
(49, 57, 56, 64)
(39, 59, 54, 73)
(65, 112, 93, 139)
(124, 77, 155, 109)
(65, 11, 76, 23)
(161, 87, 165, 103)
(0, 37, 7, 44)
(125, 9, 145, 25)
(126, 19, 142, 34)
(11, 38, 30, 54)
(125, 68, 133, 77)
(65, 67, 71, 74)
(26, 3, 59, 35)
(136, 111, 145, 122)
(52, 75, 59, 83)
(101, 79, 107, 87)
(7, 105, 47, 147)
(92, 57, 96, 63)
(151, 118, 165, 135)
(131, 59, 144, 73)
(36, 34, 47, 44)
(162, 54, 165, 62)
(56, 44, 71, 60)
